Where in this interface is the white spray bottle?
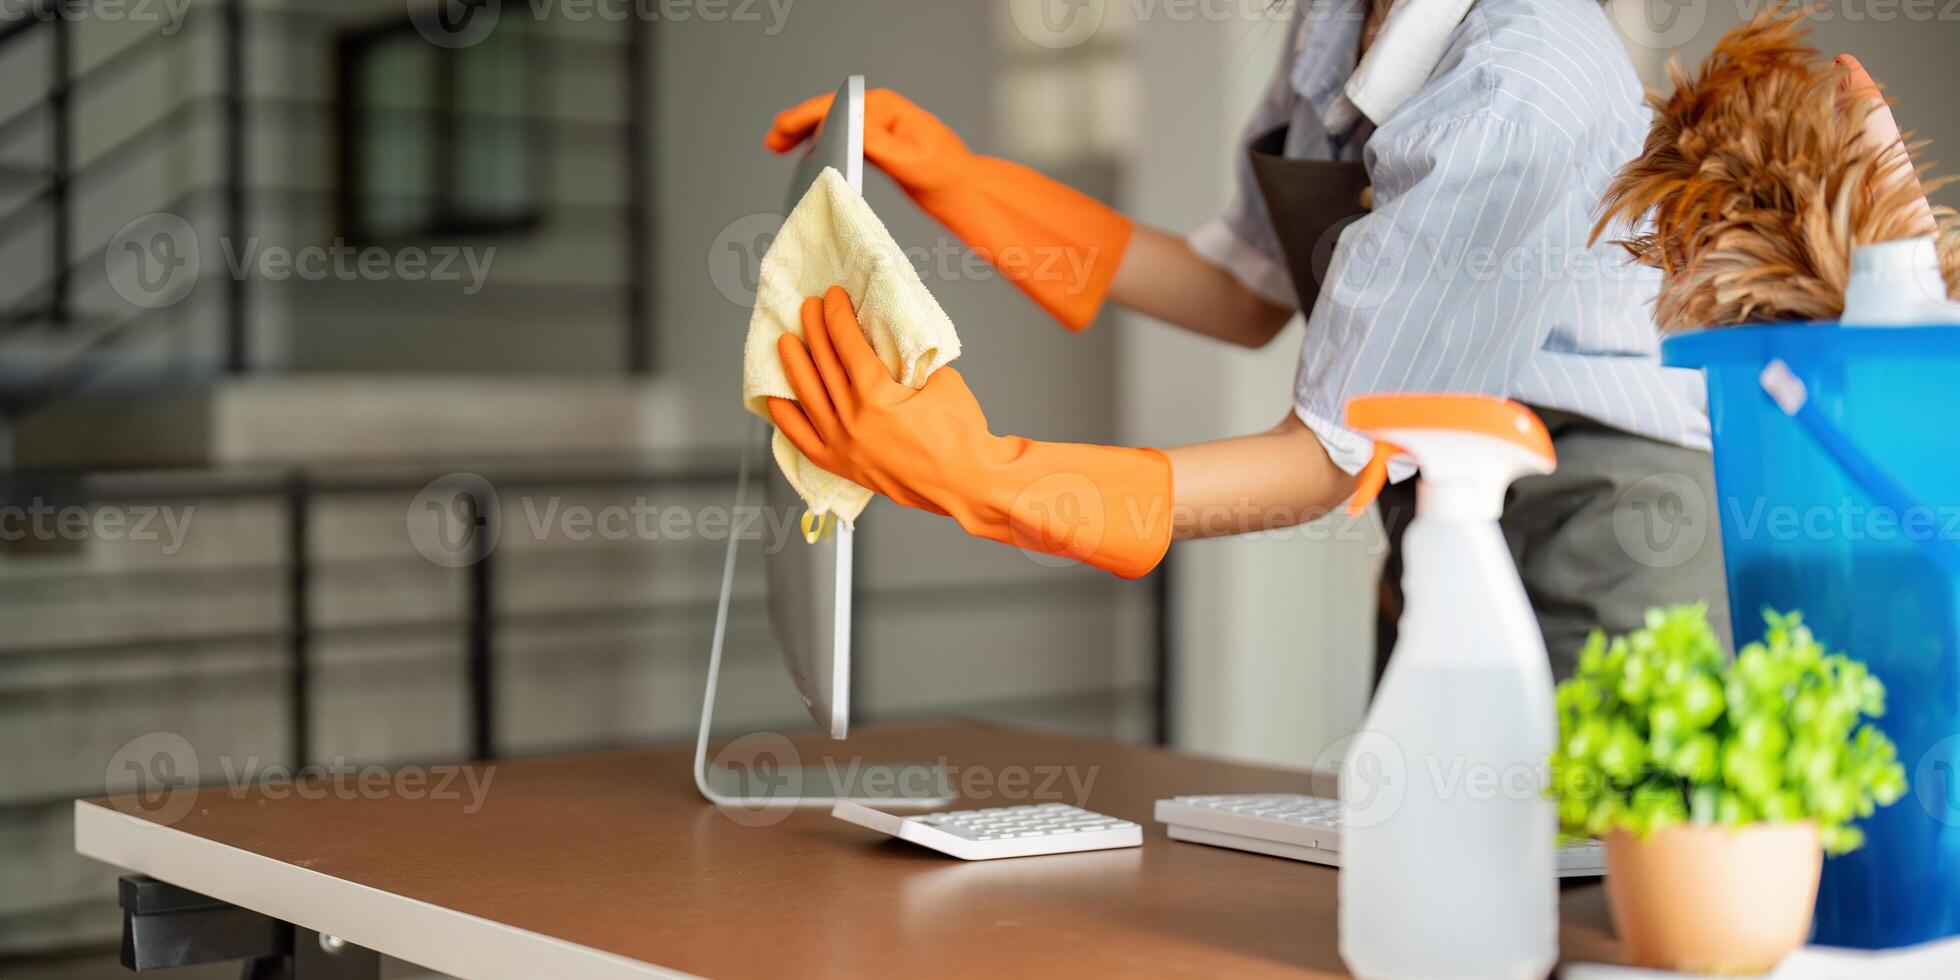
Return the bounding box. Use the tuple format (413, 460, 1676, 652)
(1336, 394, 1560, 980)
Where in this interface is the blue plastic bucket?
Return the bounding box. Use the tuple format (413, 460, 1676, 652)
(1665, 324, 1960, 949)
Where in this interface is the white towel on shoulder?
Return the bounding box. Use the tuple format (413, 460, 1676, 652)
(741, 167, 961, 526)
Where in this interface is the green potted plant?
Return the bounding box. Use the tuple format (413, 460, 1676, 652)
(1550, 605, 1908, 974)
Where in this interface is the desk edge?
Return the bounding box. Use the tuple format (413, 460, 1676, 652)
(73, 800, 699, 980)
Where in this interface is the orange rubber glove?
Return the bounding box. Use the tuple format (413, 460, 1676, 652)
(1837, 54, 1937, 237)
(766, 89, 1133, 331)
(768, 287, 1171, 579)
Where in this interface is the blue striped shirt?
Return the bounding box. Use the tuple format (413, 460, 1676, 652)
(1189, 0, 1709, 476)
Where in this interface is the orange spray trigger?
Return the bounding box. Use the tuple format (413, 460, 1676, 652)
(1348, 441, 1400, 516)
(1342, 394, 1556, 520)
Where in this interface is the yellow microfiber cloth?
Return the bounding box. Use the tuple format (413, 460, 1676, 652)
(742, 166, 961, 526)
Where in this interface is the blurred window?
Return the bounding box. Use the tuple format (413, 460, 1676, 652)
(336, 20, 541, 241)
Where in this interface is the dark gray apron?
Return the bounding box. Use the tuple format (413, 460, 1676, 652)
(1243, 125, 1732, 681)
(1244, 125, 1373, 311)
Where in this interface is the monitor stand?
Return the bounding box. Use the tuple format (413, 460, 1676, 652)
(692, 417, 955, 809)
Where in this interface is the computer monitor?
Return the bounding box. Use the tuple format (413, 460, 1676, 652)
(766, 74, 862, 740)
(693, 76, 952, 808)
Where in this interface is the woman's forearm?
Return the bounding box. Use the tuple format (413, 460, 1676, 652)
(1163, 412, 1357, 540)
(1110, 224, 1296, 349)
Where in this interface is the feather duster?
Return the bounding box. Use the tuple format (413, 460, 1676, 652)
(1591, 3, 1960, 333)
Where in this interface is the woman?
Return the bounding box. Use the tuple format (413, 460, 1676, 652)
(764, 0, 1729, 677)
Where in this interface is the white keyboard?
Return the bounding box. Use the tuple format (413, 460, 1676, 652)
(832, 801, 1143, 860)
(1154, 794, 1606, 877)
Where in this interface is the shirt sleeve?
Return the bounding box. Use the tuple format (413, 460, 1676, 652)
(1294, 114, 1580, 478)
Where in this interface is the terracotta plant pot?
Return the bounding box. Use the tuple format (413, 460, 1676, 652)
(1603, 822, 1822, 975)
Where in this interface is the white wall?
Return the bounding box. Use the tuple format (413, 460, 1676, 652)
(1612, 0, 1960, 209)
(1122, 10, 1381, 770)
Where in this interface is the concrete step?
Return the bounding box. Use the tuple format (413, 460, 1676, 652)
(13, 375, 697, 469)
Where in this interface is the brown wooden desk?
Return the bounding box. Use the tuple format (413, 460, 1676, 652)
(78, 721, 1621, 978)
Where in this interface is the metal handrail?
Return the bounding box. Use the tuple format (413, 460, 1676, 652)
(0, 3, 658, 456)
(0, 16, 181, 141)
(0, 0, 57, 49)
(0, 2, 240, 408)
(0, 448, 1169, 779)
